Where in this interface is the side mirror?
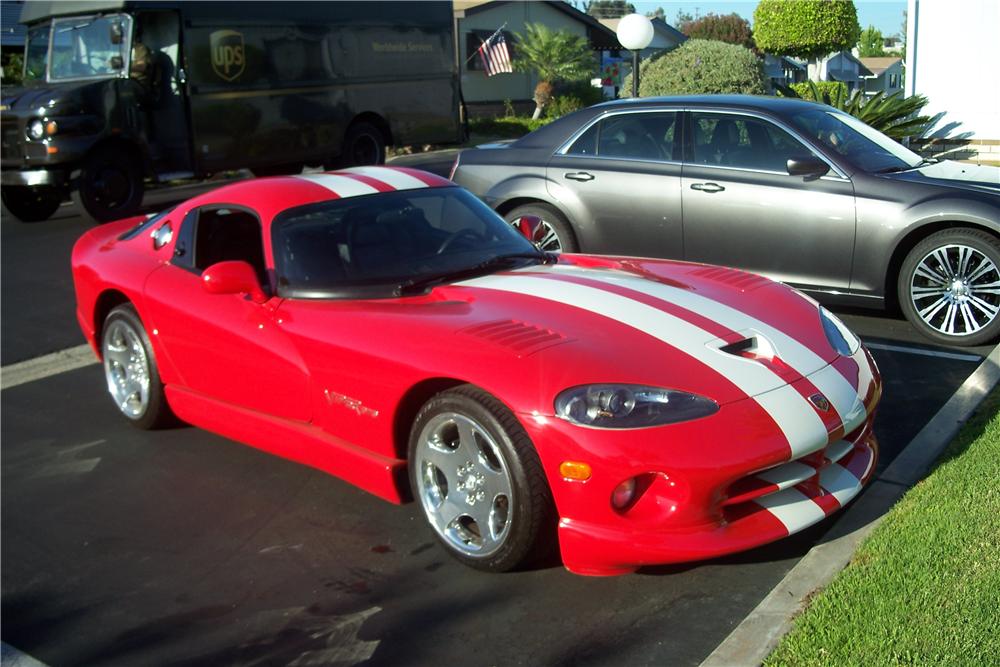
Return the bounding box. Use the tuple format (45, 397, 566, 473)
(202, 261, 267, 304)
(109, 21, 124, 45)
(786, 156, 830, 180)
(514, 215, 545, 244)
(109, 55, 124, 70)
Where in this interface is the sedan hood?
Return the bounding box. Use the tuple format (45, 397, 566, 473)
(448, 256, 844, 406)
(887, 160, 1000, 195)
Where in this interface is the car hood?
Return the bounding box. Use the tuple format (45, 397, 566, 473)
(884, 160, 1000, 195)
(442, 255, 846, 406)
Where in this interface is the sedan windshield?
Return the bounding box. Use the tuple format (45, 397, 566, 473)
(787, 108, 923, 174)
(272, 187, 543, 298)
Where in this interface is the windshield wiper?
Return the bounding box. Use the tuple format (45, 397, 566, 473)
(396, 252, 554, 296)
(876, 158, 937, 174)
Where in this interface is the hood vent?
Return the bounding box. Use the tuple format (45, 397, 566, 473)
(460, 319, 569, 357)
(689, 266, 772, 292)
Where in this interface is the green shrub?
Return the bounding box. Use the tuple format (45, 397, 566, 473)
(469, 116, 549, 139)
(621, 39, 766, 97)
(788, 81, 848, 102)
(547, 82, 603, 118)
(2, 53, 24, 86)
(753, 0, 861, 60)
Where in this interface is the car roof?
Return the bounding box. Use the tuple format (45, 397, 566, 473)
(179, 166, 454, 222)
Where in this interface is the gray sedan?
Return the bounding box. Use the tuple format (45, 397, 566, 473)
(451, 95, 1000, 346)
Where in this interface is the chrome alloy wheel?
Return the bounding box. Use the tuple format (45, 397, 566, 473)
(414, 412, 515, 557)
(102, 319, 151, 419)
(910, 243, 1000, 337)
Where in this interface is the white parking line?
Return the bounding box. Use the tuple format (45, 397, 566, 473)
(0, 344, 98, 391)
(864, 342, 983, 362)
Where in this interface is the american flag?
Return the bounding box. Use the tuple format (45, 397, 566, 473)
(477, 31, 512, 76)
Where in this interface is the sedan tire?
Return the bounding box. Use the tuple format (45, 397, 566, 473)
(102, 304, 175, 429)
(409, 385, 555, 572)
(504, 203, 578, 253)
(898, 228, 1000, 346)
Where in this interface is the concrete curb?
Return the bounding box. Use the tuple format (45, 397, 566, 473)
(701, 343, 1000, 667)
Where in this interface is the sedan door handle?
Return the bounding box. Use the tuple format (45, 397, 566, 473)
(690, 182, 725, 193)
(564, 171, 595, 182)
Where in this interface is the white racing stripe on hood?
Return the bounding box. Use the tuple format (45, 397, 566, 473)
(547, 265, 863, 430)
(344, 167, 429, 190)
(461, 274, 829, 455)
(295, 174, 379, 198)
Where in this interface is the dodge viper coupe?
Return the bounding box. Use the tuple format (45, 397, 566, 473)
(72, 166, 881, 576)
(451, 95, 1000, 347)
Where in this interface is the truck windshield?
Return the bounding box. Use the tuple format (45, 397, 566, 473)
(40, 15, 130, 82)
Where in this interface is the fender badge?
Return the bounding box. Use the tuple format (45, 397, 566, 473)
(809, 393, 831, 412)
(324, 389, 379, 418)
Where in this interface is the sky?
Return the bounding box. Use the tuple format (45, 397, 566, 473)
(632, 1, 908, 38)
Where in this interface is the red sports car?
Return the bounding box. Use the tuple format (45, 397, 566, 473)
(72, 166, 881, 576)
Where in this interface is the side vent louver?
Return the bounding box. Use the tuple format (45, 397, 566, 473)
(460, 319, 569, 357)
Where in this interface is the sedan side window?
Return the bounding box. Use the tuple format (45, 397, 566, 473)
(691, 113, 816, 173)
(566, 112, 677, 161)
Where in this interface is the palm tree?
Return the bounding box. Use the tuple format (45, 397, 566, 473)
(513, 23, 596, 119)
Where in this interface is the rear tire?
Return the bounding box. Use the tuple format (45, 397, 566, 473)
(101, 304, 175, 429)
(409, 385, 555, 572)
(2, 185, 63, 222)
(334, 121, 386, 168)
(897, 228, 1000, 346)
(504, 203, 578, 253)
(73, 146, 145, 224)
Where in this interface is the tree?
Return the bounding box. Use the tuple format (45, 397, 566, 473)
(675, 9, 695, 28)
(513, 23, 596, 119)
(680, 12, 755, 51)
(621, 39, 766, 97)
(753, 0, 861, 80)
(585, 0, 636, 19)
(858, 25, 886, 57)
(646, 6, 665, 20)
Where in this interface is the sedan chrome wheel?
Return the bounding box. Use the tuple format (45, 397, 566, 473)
(909, 243, 1000, 337)
(414, 412, 514, 558)
(103, 318, 151, 419)
(533, 220, 564, 253)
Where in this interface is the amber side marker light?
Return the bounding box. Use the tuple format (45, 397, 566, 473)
(560, 461, 592, 481)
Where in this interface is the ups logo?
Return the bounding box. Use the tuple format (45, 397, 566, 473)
(210, 29, 245, 81)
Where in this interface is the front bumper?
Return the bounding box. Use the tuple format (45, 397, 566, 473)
(1, 168, 70, 187)
(522, 346, 881, 576)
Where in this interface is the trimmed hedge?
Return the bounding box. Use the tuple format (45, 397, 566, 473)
(754, 0, 861, 60)
(621, 39, 766, 97)
(469, 116, 549, 138)
(789, 81, 848, 102)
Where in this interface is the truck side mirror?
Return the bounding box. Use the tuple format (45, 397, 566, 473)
(109, 55, 124, 70)
(109, 21, 124, 45)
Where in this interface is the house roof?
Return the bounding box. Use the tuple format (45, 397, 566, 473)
(860, 56, 903, 74)
(598, 16, 687, 44)
(456, 1, 620, 49)
(1, 0, 26, 47)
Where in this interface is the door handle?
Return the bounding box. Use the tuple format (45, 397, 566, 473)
(564, 172, 595, 182)
(690, 182, 725, 193)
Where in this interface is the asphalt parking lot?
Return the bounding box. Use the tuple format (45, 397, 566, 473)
(1, 165, 994, 666)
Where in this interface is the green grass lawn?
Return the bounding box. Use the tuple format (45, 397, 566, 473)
(766, 389, 1000, 666)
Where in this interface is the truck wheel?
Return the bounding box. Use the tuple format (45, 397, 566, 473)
(898, 228, 1000, 346)
(340, 122, 386, 167)
(250, 163, 303, 177)
(73, 146, 145, 224)
(1, 185, 63, 222)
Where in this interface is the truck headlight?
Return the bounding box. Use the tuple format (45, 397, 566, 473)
(27, 119, 45, 140)
(555, 384, 718, 429)
(820, 307, 860, 356)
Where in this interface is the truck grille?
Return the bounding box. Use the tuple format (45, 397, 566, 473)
(1, 119, 21, 160)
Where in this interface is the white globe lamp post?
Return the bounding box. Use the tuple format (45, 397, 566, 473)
(616, 14, 654, 98)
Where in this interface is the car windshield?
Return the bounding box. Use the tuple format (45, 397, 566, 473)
(272, 187, 542, 298)
(787, 108, 923, 173)
(45, 15, 129, 81)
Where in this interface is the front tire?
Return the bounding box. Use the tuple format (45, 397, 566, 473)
(73, 146, 145, 224)
(1, 185, 63, 222)
(102, 304, 174, 429)
(504, 203, 578, 253)
(898, 228, 1000, 346)
(409, 385, 555, 572)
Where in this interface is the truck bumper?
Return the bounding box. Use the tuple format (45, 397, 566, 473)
(1, 168, 70, 187)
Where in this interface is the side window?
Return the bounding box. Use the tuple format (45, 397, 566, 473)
(192, 207, 268, 285)
(566, 113, 677, 160)
(691, 113, 815, 172)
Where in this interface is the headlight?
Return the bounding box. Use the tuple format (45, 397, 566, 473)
(554, 384, 718, 429)
(820, 307, 860, 356)
(27, 119, 45, 140)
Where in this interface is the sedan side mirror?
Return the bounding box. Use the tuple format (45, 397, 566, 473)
(786, 156, 830, 180)
(202, 261, 267, 304)
(514, 215, 545, 244)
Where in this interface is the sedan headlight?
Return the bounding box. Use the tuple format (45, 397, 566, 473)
(820, 307, 860, 356)
(555, 384, 718, 429)
(27, 119, 45, 140)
